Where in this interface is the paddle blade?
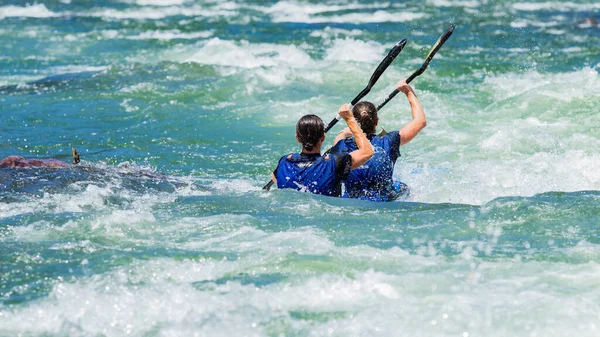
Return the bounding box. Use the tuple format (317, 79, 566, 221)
(325, 38, 407, 133)
(351, 38, 407, 105)
(377, 24, 455, 111)
(407, 24, 455, 84)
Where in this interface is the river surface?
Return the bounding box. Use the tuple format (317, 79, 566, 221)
(1, 1, 600, 336)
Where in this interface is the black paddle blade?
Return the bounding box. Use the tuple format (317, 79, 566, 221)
(352, 38, 407, 105)
(406, 24, 455, 83)
(377, 24, 455, 111)
(323, 38, 407, 133)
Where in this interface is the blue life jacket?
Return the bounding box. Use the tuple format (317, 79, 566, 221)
(274, 153, 351, 197)
(330, 132, 406, 201)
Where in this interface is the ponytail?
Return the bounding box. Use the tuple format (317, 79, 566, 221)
(296, 114, 324, 152)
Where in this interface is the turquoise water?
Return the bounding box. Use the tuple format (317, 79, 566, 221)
(1, 1, 600, 336)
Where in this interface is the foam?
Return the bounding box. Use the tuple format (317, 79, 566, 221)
(426, 0, 480, 8)
(268, 1, 391, 15)
(272, 9, 427, 24)
(126, 29, 212, 40)
(49, 65, 109, 75)
(0, 75, 46, 87)
(81, 5, 235, 20)
(513, 2, 600, 11)
(483, 67, 598, 102)
(164, 38, 312, 70)
(309, 27, 364, 39)
(264, 0, 427, 23)
(3, 244, 600, 336)
(120, 82, 166, 93)
(395, 67, 600, 205)
(208, 178, 261, 193)
(0, 4, 58, 19)
(122, 0, 187, 6)
(325, 38, 387, 63)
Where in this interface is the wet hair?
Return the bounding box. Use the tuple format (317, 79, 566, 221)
(296, 114, 324, 152)
(352, 101, 378, 134)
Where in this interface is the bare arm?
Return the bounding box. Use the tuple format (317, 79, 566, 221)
(338, 104, 373, 170)
(397, 80, 426, 145)
(332, 127, 352, 145)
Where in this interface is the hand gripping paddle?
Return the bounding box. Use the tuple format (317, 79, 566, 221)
(263, 38, 408, 191)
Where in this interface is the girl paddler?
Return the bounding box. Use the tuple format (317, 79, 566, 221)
(272, 104, 373, 197)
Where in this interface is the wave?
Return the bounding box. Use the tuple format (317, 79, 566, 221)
(0, 4, 58, 19)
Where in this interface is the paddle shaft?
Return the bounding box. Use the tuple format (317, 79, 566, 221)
(375, 70, 419, 110)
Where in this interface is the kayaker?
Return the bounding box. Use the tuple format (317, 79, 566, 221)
(330, 79, 426, 201)
(271, 104, 373, 197)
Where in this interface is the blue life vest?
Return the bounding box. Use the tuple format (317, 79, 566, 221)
(274, 153, 351, 197)
(330, 132, 406, 201)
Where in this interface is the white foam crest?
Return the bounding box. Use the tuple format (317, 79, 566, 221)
(426, 0, 480, 8)
(120, 82, 166, 93)
(4, 250, 600, 336)
(395, 68, 600, 204)
(510, 18, 563, 29)
(0, 75, 46, 87)
(49, 65, 108, 75)
(309, 27, 364, 39)
(0, 262, 246, 336)
(89, 209, 157, 236)
(272, 8, 426, 23)
(0, 263, 404, 335)
(177, 223, 338, 257)
(165, 38, 312, 70)
(0, 198, 38, 219)
(325, 38, 387, 63)
(483, 67, 599, 105)
(404, 148, 600, 205)
(81, 5, 235, 20)
(208, 178, 261, 193)
(126, 29, 212, 40)
(562, 47, 584, 53)
(513, 2, 600, 11)
(42, 184, 115, 213)
(268, 1, 389, 15)
(0, 165, 188, 222)
(0, 4, 58, 19)
(121, 0, 187, 6)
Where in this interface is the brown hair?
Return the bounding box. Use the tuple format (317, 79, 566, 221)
(296, 114, 324, 151)
(352, 101, 378, 134)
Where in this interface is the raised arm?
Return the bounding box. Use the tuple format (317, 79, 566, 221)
(338, 104, 373, 169)
(397, 80, 426, 145)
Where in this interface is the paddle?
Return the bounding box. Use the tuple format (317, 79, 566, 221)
(323, 24, 455, 154)
(263, 38, 408, 191)
(376, 24, 455, 111)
